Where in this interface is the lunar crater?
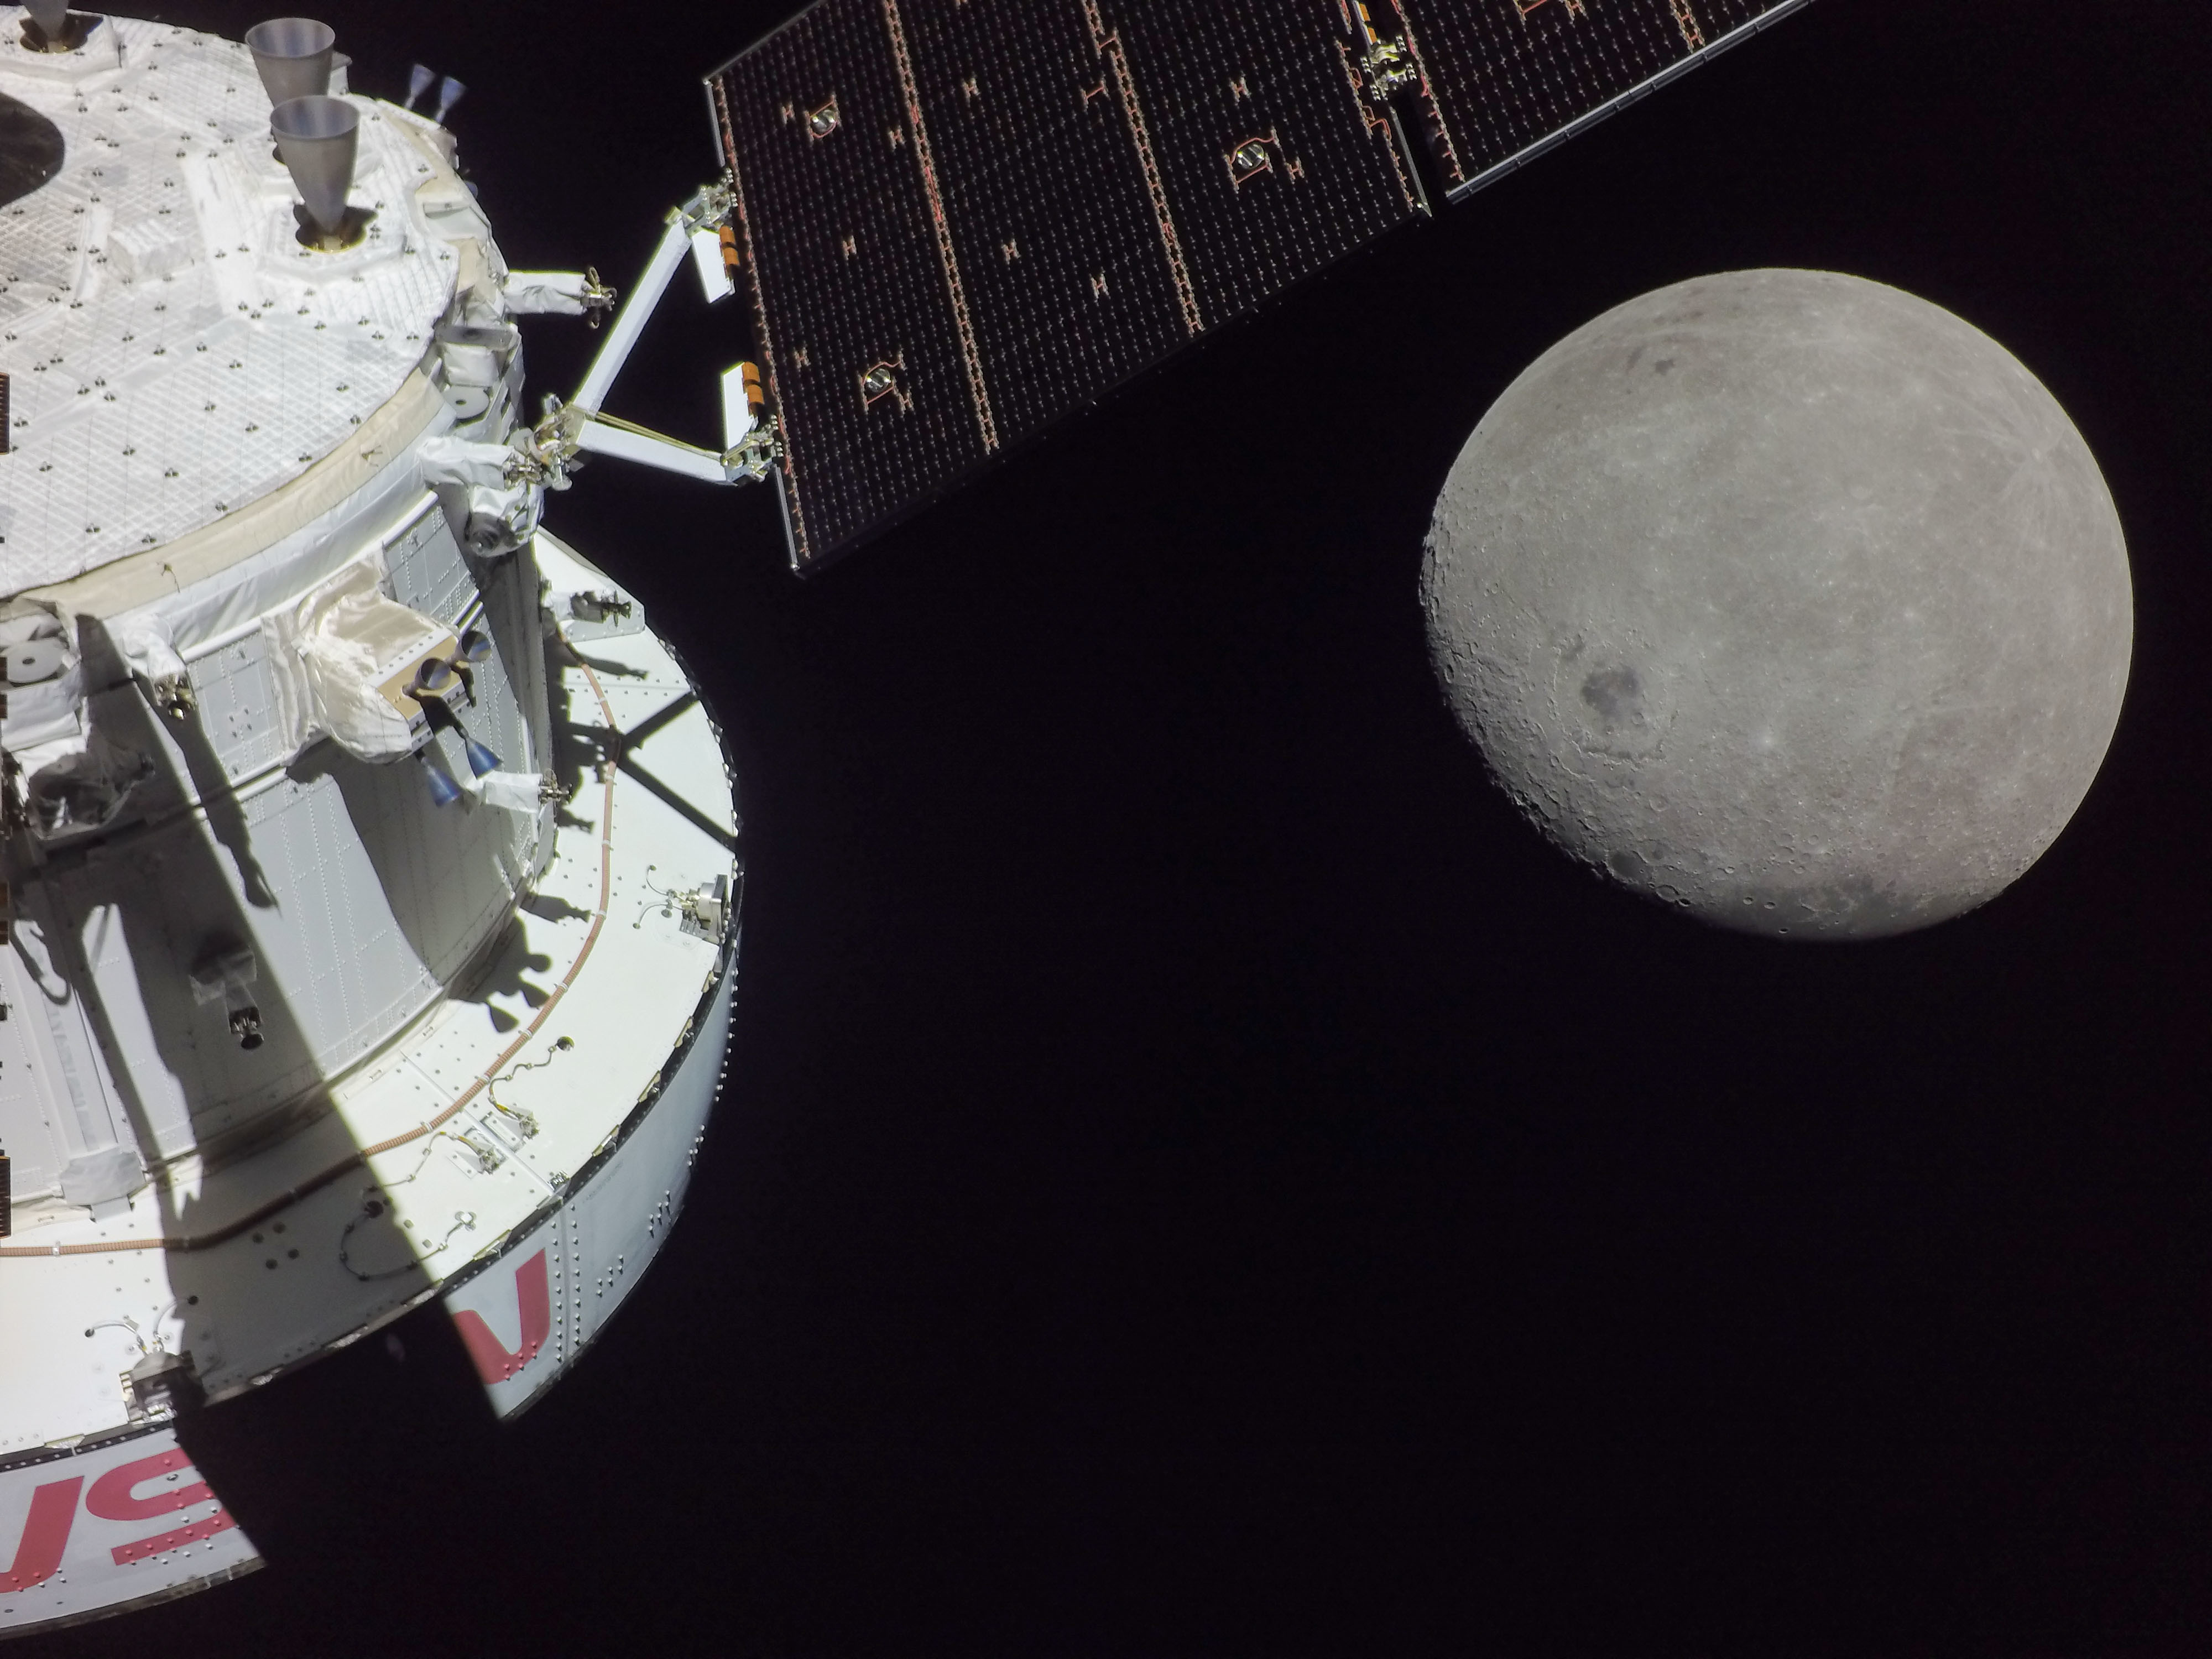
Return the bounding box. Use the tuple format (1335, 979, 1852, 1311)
(1548, 632, 1674, 764)
(1422, 269, 2132, 940)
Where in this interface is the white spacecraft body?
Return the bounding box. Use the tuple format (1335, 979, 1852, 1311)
(0, 9, 739, 1631)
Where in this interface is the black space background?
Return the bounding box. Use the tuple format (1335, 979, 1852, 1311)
(23, 1, 2212, 1654)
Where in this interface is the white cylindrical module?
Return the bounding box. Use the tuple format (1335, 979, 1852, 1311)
(0, 13, 740, 1632)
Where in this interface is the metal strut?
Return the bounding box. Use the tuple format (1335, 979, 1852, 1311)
(536, 182, 779, 487)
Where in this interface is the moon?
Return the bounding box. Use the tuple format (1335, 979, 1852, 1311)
(1421, 269, 2132, 939)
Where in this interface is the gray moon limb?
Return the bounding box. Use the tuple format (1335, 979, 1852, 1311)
(1421, 269, 2133, 940)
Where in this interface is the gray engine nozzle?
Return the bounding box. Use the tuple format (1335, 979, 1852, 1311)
(246, 17, 336, 105)
(270, 93, 358, 236)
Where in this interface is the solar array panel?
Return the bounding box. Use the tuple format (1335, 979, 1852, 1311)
(1399, 0, 1811, 196)
(708, 0, 1811, 570)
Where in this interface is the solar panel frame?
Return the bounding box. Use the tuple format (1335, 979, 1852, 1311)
(707, 0, 1816, 571)
(891, 0, 1193, 445)
(709, 11, 990, 568)
(711, 0, 1427, 570)
(1401, 0, 1818, 201)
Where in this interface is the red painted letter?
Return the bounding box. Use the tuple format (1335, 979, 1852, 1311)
(452, 1249, 551, 1384)
(110, 1509, 239, 1567)
(86, 1448, 210, 1521)
(1, 1477, 81, 1594)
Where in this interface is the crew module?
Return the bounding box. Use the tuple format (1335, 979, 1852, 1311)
(0, 0, 1808, 1629)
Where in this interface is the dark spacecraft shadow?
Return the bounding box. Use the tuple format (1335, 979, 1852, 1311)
(607, 688, 738, 854)
(33, 624, 338, 1173)
(446, 916, 553, 1033)
(23, 619, 498, 1578)
(291, 732, 517, 1001)
(284, 541, 561, 1031)
(545, 634, 609, 834)
(0, 90, 64, 207)
(521, 889, 593, 926)
(546, 648, 735, 854)
(165, 689, 279, 909)
(553, 636, 650, 684)
(545, 629, 656, 831)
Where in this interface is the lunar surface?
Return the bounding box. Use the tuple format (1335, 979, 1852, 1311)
(1421, 269, 2133, 939)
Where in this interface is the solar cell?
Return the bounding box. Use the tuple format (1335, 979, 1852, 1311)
(708, 0, 1812, 570)
(1389, 0, 1811, 198)
(711, 5, 987, 568)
